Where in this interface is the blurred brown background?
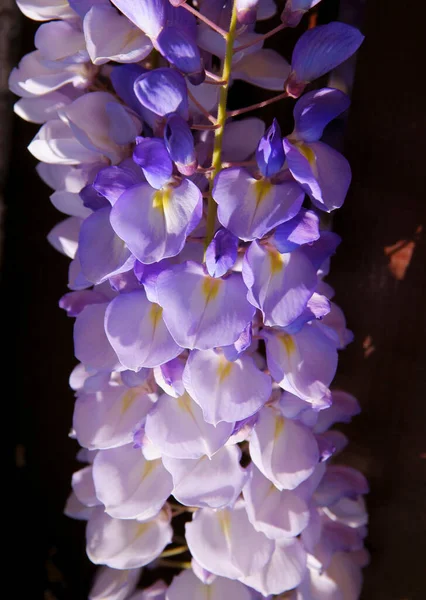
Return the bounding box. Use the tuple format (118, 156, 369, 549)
(4, 0, 426, 598)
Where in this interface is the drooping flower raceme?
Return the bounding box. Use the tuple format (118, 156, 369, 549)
(11, 0, 367, 597)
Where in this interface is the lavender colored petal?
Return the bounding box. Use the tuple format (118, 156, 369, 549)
(153, 357, 185, 398)
(109, 0, 166, 38)
(256, 119, 285, 178)
(145, 392, 234, 459)
(73, 384, 155, 449)
(243, 241, 318, 328)
(167, 569, 252, 600)
(162, 445, 247, 509)
(213, 168, 304, 241)
(93, 166, 143, 206)
(78, 206, 135, 285)
(74, 303, 122, 371)
(86, 507, 172, 569)
(84, 5, 152, 66)
(72, 465, 101, 507)
(283, 292, 331, 335)
(185, 502, 274, 579)
(156, 26, 203, 80)
(105, 290, 182, 370)
(111, 64, 147, 115)
(314, 391, 360, 434)
(263, 323, 338, 406)
(110, 180, 202, 264)
(314, 466, 369, 507)
(89, 566, 142, 600)
(156, 262, 255, 350)
(133, 138, 173, 189)
(293, 87, 350, 143)
(183, 349, 271, 425)
(134, 68, 188, 119)
(222, 323, 253, 362)
(249, 404, 319, 490)
(291, 22, 364, 84)
(274, 208, 320, 253)
(93, 444, 173, 520)
(205, 228, 239, 278)
(241, 537, 307, 596)
(60, 290, 108, 317)
(164, 113, 196, 176)
(243, 464, 310, 539)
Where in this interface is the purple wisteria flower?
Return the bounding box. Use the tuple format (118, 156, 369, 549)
(10, 0, 367, 597)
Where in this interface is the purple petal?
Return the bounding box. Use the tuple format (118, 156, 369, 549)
(213, 168, 304, 241)
(93, 445, 173, 520)
(243, 464, 310, 539)
(111, 64, 147, 116)
(283, 138, 351, 212)
(144, 392, 233, 459)
(86, 507, 172, 569)
(290, 22, 364, 84)
(273, 208, 320, 253)
(256, 119, 285, 178)
(89, 566, 142, 600)
(109, 0, 166, 39)
(156, 26, 203, 81)
(59, 290, 108, 317)
(162, 445, 247, 509)
(156, 262, 255, 350)
(205, 227, 239, 278)
(73, 384, 155, 449)
(183, 349, 271, 425)
(314, 465, 369, 507)
(283, 292, 331, 335)
(185, 502, 274, 579)
(243, 241, 318, 328)
(134, 68, 188, 119)
(293, 87, 350, 143)
(153, 356, 185, 398)
(110, 179, 202, 264)
(133, 138, 173, 189)
(164, 113, 197, 176)
(78, 206, 135, 285)
(105, 289, 182, 370)
(241, 537, 307, 596)
(249, 404, 319, 490)
(167, 570, 252, 600)
(314, 391, 361, 434)
(300, 230, 341, 270)
(222, 323, 253, 362)
(263, 323, 337, 407)
(74, 303, 122, 371)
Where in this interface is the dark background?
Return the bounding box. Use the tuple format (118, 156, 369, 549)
(3, 0, 426, 598)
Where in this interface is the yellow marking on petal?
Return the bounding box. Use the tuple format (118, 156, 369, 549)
(135, 522, 150, 538)
(274, 415, 285, 440)
(152, 186, 172, 213)
(142, 459, 156, 479)
(295, 141, 317, 170)
(280, 333, 296, 356)
(218, 511, 232, 544)
(149, 303, 162, 329)
(121, 389, 138, 415)
(252, 177, 273, 207)
(201, 276, 222, 303)
(269, 249, 285, 275)
(217, 357, 234, 383)
(177, 392, 193, 413)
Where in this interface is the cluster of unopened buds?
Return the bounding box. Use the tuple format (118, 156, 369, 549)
(11, 0, 369, 597)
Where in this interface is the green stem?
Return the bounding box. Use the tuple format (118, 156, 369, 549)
(204, 0, 239, 252)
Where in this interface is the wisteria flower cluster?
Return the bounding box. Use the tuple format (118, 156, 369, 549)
(10, 0, 368, 597)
